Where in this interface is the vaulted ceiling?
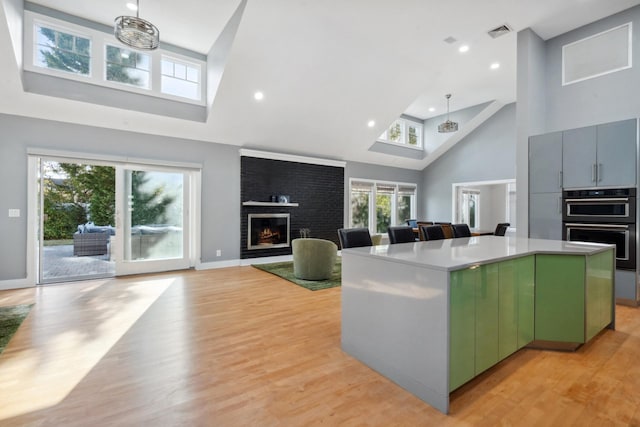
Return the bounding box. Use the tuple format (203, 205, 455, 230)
(1, 0, 639, 169)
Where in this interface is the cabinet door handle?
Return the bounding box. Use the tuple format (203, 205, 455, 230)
(558, 196, 562, 214)
(592, 164, 597, 182)
(598, 163, 602, 182)
(558, 171, 563, 188)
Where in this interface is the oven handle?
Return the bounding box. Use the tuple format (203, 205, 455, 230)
(564, 223, 629, 229)
(564, 197, 629, 203)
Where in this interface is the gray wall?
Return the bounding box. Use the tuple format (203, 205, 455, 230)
(421, 103, 516, 222)
(545, 5, 640, 132)
(344, 161, 423, 227)
(0, 113, 240, 281)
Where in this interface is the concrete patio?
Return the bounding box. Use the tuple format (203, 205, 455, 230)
(42, 244, 114, 283)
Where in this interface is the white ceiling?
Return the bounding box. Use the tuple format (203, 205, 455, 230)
(2, 0, 640, 170)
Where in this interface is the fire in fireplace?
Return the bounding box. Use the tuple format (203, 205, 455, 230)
(247, 213, 290, 250)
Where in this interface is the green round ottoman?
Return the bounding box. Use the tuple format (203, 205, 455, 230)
(292, 238, 338, 280)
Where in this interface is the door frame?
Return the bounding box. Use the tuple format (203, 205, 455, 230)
(27, 148, 201, 285)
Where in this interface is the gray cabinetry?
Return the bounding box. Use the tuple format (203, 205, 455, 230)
(529, 132, 563, 239)
(562, 119, 637, 189)
(562, 126, 597, 189)
(529, 132, 563, 193)
(529, 193, 562, 240)
(596, 119, 637, 188)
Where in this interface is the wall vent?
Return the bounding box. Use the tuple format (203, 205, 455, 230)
(487, 24, 512, 39)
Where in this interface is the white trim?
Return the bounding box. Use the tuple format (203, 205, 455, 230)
(196, 254, 294, 270)
(27, 148, 202, 170)
(0, 278, 35, 291)
(562, 22, 632, 86)
(239, 149, 346, 168)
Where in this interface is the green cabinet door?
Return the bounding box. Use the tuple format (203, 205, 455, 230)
(535, 255, 585, 343)
(449, 268, 477, 391)
(499, 255, 535, 358)
(475, 264, 499, 375)
(515, 256, 535, 349)
(498, 260, 518, 359)
(586, 249, 614, 341)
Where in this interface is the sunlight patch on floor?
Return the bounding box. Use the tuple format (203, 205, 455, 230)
(0, 278, 173, 420)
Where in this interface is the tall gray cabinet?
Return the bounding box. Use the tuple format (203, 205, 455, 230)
(529, 131, 563, 240)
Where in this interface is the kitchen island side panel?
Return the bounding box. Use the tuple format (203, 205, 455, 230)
(341, 252, 451, 414)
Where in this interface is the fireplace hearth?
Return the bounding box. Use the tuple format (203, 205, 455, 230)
(248, 213, 290, 250)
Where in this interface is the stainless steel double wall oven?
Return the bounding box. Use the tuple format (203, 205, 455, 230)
(563, 188, 636, 270)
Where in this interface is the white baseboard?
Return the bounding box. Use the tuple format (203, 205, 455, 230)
(196, 255, 294, 270)
(0, 277, 35, 291)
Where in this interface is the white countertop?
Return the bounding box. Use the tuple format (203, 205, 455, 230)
(341, 236, 614, 271)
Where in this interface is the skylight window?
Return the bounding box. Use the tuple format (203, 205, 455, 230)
(377, 118, 423, 149)
(105, 45, 150, 89)
(161, 57, 201, 101)
(34, 24, 91, 76)
(24, 11, 206, 107)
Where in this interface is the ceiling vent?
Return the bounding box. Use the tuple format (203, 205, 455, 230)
(443, 36, 457, 44)
(487, 24, 512, 39)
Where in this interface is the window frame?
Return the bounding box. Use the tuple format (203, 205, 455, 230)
(31, 19, 93, 78)
(104, 44, 152, 90)
(24, 11, 206, 106)
(456, 188, 481, 230)
(160, 55, 202, 101)
(349, 178, 418, 234)
(377, 118, 423, 150)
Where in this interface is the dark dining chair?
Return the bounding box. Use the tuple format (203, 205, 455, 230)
(337, 227, 373, 249)
(420, 225, 445, 241)
(494, 223, 510, 236)
(387, 226, 417, 244)
(452, 223, 471, 238)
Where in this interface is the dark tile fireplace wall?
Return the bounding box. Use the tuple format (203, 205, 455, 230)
(241, 156, 344, 259)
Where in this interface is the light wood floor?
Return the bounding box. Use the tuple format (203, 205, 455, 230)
(1, 266, 640, 426)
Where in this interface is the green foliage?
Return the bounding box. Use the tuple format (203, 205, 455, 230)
(408, 126, 418, 145)
(38, 27, 90, 74)
(376, 194, 391, 233)
(350, 192, 369, 228)
(397, 195, 412, 224)
(388, 122, 402, 142)
(105, 46, 144, 86)
(131, 171, 176, 226)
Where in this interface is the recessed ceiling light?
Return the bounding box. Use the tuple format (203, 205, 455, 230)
(254, 91, 264, 101)
(458, 45, 469, 53)
(490, 62, 500, 70)
(126, 2, 138, 11)
(367, 120, 376, 128)
(428, 107, 436, 112)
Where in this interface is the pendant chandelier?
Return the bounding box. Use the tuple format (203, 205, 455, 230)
(114, 0, 159, 50)
(437, 94, 459, 133)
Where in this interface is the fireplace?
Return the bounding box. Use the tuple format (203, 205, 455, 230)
(247, 213, 290, 250)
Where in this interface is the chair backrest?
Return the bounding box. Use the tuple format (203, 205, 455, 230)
(452, 223, 471, 238)
(439, 223, 454, 239)
(406, 219, 418, 228)
(494, 223, 510, 236)
(387, 226, 416, 244)
(420, 225, 445, 241)
(337, 227, 373, 249)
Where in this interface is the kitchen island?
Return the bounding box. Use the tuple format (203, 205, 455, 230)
(341, 236, 615, 414)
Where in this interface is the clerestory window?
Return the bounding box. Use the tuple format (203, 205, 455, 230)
(25, 11, 206, 106)
(377, 118, 423, 149)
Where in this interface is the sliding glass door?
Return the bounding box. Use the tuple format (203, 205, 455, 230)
(115, 165, 191, 275)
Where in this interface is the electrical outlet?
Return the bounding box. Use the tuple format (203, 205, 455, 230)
(216, 249, 222, 257)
